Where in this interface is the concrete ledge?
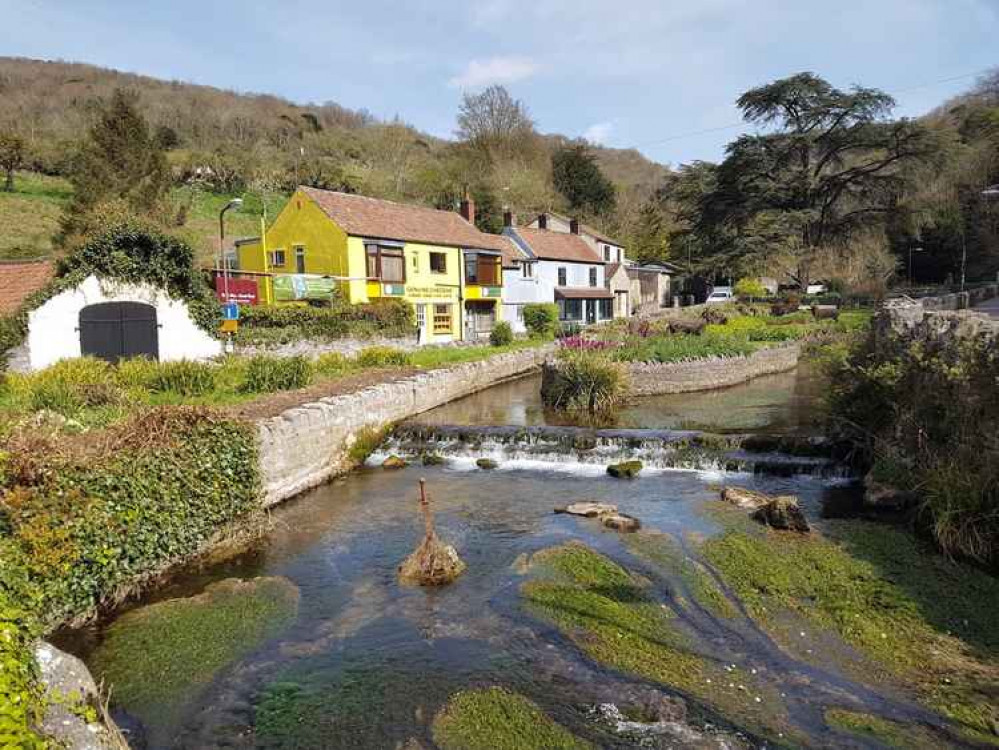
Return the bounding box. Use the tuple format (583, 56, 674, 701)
(257, 345, 552, 506)
(626, 345, 800, 396)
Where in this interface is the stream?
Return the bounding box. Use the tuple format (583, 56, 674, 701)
(55, 366, 945, 749)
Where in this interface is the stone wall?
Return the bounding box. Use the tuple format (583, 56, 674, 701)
(257, 345, 551, 506)
(882, 285, 999, 340)
(626, 345, 800, 396)
(912, 283, 999, 312)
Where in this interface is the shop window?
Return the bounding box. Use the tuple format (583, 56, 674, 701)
(589, 267, 598, 287)
(366, 244, 405, 283)
(433, 303, 452, 334)
(269, 249, 286, 267)
(430, 252, 447, 274)
(557, 267, 567, 286)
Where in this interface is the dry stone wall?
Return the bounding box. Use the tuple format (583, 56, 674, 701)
(258, 346, 551, 506)
(626, 345, 800, 396)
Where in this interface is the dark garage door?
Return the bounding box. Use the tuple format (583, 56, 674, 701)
(79, 302, 159, 363)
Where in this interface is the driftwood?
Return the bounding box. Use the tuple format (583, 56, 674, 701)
(398, 479, 466, 586)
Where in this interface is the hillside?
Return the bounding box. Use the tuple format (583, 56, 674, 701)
(0, 57, 668, 261)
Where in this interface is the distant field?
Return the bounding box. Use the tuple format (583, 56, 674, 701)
(0, 171, 289, 264)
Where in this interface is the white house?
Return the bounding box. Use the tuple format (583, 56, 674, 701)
(502, 214, 613, 328)
(11, 275, 221, 372)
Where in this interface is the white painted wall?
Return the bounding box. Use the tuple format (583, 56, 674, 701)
(536, 259, 605, 290)
(501, 265, 550, 333)
(26, 275, 222, 371)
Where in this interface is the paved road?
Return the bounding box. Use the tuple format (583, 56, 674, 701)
(973, 296, 999, 319)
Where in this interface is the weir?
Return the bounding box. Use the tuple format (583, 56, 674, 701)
(382, 423, 855, 479)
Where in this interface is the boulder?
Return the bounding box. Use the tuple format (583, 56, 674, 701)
(752, 496, 810, 533)
(601, 513, 642, 532)
(607, 461, 643, 479)
(812, 304, 840, 320)
(422, 454, 447, 466)
(720, 486, 771, 509)
(476, 458, 499, 470)
(863, 474, 918, 512)
(398, 534, 466, 586)
(555, 502, 619, 517)
(382, 455, 408, 469)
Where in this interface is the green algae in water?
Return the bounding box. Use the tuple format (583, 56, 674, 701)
(702, 522, 999, 742)
(520, 542, 797, 744)
(92, 577, 299, 728)
(825, 709, 941, 749)
(432, 687, 592, 750)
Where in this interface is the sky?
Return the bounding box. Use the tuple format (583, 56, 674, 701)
(2, 0, 998, 167)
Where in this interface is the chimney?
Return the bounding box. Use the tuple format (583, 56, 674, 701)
(569, 217, 580, 235)
(538, 213, 548, 230)
(503, 209, 515, 228)
(459, 193, 476, 226)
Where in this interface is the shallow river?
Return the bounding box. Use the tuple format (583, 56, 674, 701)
(58, 368, 925, 749)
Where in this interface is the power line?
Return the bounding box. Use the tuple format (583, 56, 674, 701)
(634, 67, 993, 151)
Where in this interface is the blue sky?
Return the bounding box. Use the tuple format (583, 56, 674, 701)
(3, 0, 997, 166)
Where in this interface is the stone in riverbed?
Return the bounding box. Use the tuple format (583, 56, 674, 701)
(752, 496, 810, 533)
(863, 474, 918, 512)
(554, 502, 618, 517)
(422, 454, 447, 466)
(607, 460, 643, 479)
(382, 455, 408, 469)
(476, 458, 499, 470)
(720, 486, 771, 509)
(601, 513, 642, 532)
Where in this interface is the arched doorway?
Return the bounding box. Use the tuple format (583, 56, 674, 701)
(79, 302, 159, 363)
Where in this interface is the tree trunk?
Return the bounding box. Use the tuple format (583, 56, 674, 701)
(3, 167, 12, 192)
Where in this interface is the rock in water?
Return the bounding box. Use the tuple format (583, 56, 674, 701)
(554, 502, 619, 517)
(607, 460, 643, 479)
(752, 496, 810, 533)
(720, 486, 771, 509)
(863, 473, 917, 512)
(383, 455, 408, 469)
(398, 533, 466, 586)
(476, 458, 499, 470)
(601, 513, 641, 532)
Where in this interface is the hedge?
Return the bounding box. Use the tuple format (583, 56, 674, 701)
(238, 299, 414, 341)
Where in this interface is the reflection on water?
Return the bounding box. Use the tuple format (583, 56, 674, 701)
(414, 366, 826, 434)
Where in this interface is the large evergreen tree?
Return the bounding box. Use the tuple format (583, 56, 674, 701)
(552, 142, 616, 217)
(58, 89, 170, 248)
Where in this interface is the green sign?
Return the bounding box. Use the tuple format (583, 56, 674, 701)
(273, 275, 336, 302)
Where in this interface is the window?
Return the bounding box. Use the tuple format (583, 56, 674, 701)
(557, 267, 567, 286)
(294, 246, 305, 274)
(599, 299, 613, 319)
(589, 267, 598, 287)
(412, 253, 419, 272)
(559, 299, 582, 320)
(365, 244, 405, 283)
(430, 252, 447, 274)
(433, 303, 452, 334)
(521, 262, 533, 279)
(268, 249, 286, 267)
(464, 253, 500, 285)
(604, 245, 611, 261)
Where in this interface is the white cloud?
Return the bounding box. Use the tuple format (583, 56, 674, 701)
(583, 121, 614, 145)
(448, 57, 539, 89)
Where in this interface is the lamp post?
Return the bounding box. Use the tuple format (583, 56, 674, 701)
(908, 245, 923, 288)
(219, 198, 243, 304)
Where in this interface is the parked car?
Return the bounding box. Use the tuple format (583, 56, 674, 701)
(805, 283, 828, 295)
(705, 287, 734, 304)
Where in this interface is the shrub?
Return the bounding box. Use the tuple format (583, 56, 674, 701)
(734, 278, 767, 300)
(356, 347, 412, 368)
(149, 360, 217, 396)
(489, 321, 513, 347)
(26, 357, 118, 415)
(522, 303, 559, 338)
(541, 350, 628, 414)
(115, 356, 161, 389)
(240, 355, 312, 393)
(314, 352, 353, 378)
(238, 299, 415, 342)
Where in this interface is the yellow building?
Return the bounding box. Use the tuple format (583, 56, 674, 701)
(237, 187, 516, 343)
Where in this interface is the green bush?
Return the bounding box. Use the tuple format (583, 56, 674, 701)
(489, 321, 514, 347)
(239, 299, 415, 342)
(314, 352, 353, 378)
(734, 278, 768, 299)
(241, 355, 312, 393)
(522, 303, 559, 338)
(26, 357, 119, 415)
(356, 346, 412, 368)
(541, 350, 628, 414)
(149, 360, 217, 396)
(0, 591, 47, 748)
(115, 357, 161, 389)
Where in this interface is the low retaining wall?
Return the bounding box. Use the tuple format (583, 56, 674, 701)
(257, 346, 551, 506)
(914, 283, 999, 312)
(626, 345, 800, 396)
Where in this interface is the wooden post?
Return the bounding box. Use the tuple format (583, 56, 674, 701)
(419, 478, 434, 539)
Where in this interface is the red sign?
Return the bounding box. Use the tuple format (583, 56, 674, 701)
(215, 277, 259, 305)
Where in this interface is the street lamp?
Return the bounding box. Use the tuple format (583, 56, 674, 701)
(908, 245, 923, 287)
(219, 198, 243, 304)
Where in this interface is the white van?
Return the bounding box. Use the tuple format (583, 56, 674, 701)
(705, 287, 733, 304)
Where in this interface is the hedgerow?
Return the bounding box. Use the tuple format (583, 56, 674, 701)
(237, 299, 414, 343)
(0, 406, 262, 743)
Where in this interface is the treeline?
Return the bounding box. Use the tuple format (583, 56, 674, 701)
(0, 57, 663, 251)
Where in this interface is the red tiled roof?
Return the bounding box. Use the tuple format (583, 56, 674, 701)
(535, 212, 622, 247)
(0, 260, 54, 315)
(513, 227, 603, 264)
(300, 187, 511, 253)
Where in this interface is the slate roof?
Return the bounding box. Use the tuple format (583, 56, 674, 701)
(511, 227, 603, 264)
(300, 187, 511, 253)
(0, 260, 54, 315)
(535, 211, 623, 247)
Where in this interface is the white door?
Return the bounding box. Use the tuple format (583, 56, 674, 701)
(414, 304, 429, 344)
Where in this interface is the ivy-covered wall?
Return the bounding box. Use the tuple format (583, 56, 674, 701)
(0, 406, 261, 744)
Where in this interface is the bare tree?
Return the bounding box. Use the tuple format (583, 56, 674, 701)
(0, 131, 24, 192)
(456, 85, 535, 159)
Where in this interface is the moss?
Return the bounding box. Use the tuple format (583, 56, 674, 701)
(92, 577, 299, 725)
(702, 522, 999, 739)
(422, 453, 447, 466)
(606, 460, 643, 478)
(824, 709, 940, 748)
(476, 458, 498, 470)
(432, 687, 591, 750)
(347, 424, 392, 465)
(521, 543, 795, 744)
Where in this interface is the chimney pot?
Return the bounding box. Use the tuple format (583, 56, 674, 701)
(460, 195, 476, 226)
(570, 218, 580, 235)
(503, 210, 515, 228)
(538, 213, 548, 230)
